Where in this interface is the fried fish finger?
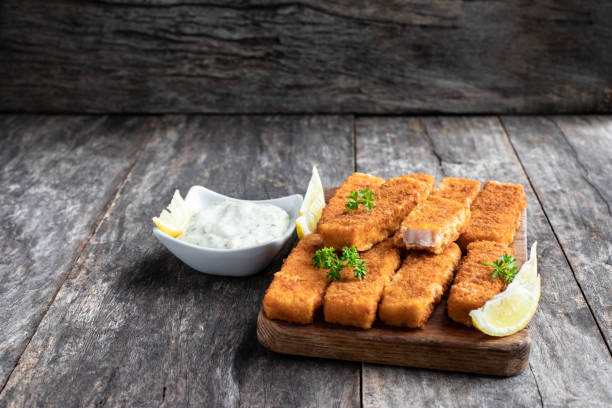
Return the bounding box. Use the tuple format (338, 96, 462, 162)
(457, 181, 526, 249)
(323, 239, 401, 329)
(318, 173, 385, 226)
(399, 196, 470, 254)
(447, 240, 513, 326)
(379, 243, 462, 328)
(262, 234, 329, 324)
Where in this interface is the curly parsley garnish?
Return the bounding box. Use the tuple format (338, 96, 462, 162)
(345, 188, 376, 211)
(312, 247, 338, 270)
(312, 246, 366, 281)
(482, 254, 518, 284)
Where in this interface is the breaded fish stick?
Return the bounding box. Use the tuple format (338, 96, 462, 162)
(318, 173, 385, 226)
(379, 243, 462, 328)
(447, 240, 513, 326)
(318, 175, 431, 251)
(457, 181, 526, 249)
(262, 234, 329, 324)
(399, 196, 470, 254)
(431, 177, 481, 207)
(323, 239, 401, 329)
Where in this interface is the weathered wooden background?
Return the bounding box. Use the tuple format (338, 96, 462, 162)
(1, 0, 612, 113)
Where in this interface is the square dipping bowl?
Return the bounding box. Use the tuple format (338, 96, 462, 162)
(153, 186, 302, 277)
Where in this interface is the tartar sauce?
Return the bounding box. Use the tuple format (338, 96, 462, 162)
(179, 201, 290, 249)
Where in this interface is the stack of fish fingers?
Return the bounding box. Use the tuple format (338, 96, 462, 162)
(263, 172, 526, 329)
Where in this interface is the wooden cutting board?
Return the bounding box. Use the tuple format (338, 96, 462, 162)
(257, 188, 529, 376)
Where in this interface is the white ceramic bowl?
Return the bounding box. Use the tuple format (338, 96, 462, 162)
(153, 186, 302, 277)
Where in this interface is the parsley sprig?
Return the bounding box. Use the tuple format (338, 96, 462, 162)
(312, 246, 366, 281)
(482, 254, 518, 284)
(345, 188, 376, 211)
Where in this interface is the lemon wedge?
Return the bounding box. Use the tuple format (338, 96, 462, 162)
(296, 165, 325, 239)
(469, 242, 540, 337)
(152, 190, 191, 238)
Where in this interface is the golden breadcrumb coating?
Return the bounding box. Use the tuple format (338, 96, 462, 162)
(318, 175, 432, 251)
(262, 234, 329, 324)
(431, 177, 482, 207)
(323, 239, 401, 329)
(379, 243, 461, 328)
(318, 173, 385, 226)
(447, 240, 513, 326)
(405, 173, 436, 193)
(457, 181, 526, 249)
(400, 196, 470, 254)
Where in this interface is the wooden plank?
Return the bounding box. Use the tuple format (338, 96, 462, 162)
(0, 115, 360, 407)
(355, 117, 612, 407)
(2, 1, 612, 113)
(501, 115, 612, 350)
(0, 115, 148, 389)
(258, 209, 528, 377)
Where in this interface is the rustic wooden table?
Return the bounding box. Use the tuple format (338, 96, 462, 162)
(0, 114, 610, 407)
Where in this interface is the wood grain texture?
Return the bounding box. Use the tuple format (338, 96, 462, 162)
(0, 115, 148, 389)
(2, 1, 612, 113)
(258, 211, 528, 377)
(501, 115, 612, 351)
(0, 115, 360, 407)
(355, 117, 612, 407)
